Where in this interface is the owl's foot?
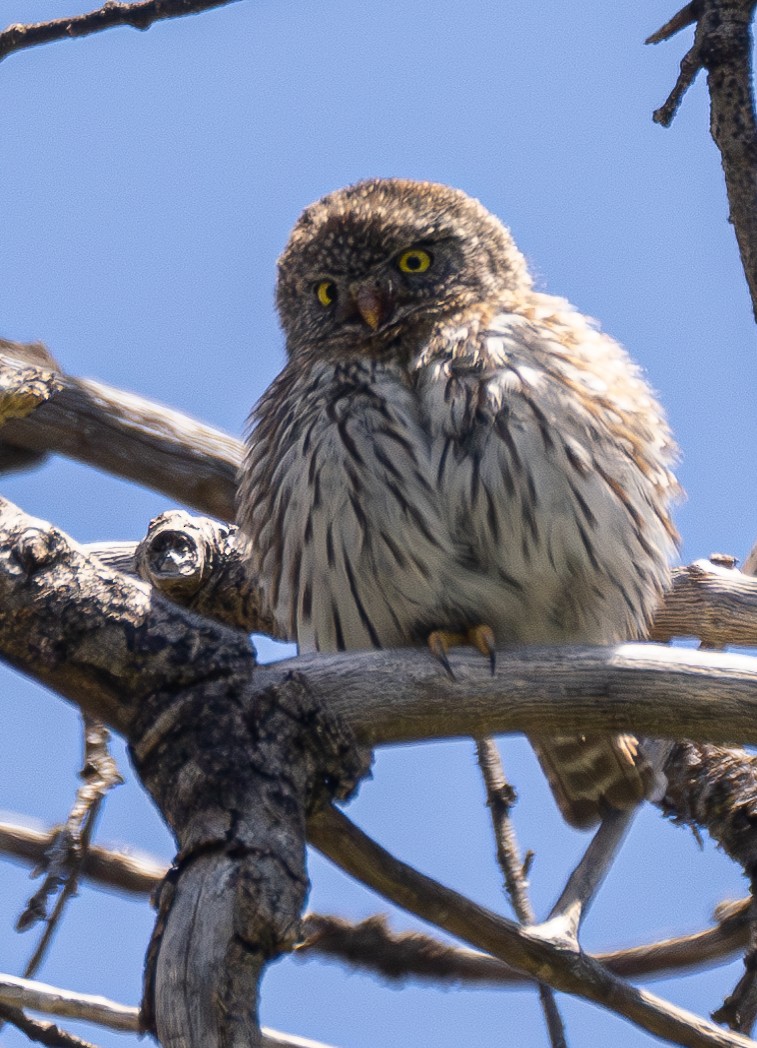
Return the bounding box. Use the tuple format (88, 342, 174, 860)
(428, 624, 496, 677)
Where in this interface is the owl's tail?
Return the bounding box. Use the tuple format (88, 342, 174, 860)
(528, 733, 662, 829)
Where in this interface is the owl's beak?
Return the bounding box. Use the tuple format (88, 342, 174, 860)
(354, 285, 390, 331)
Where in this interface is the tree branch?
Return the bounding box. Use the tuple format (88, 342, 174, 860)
(0, 972, 337, 1048)
(0, 818, 166, 897)
(1, 816, 751, 985)
(309, 805, 757, 1048)
(0, 1003, 98, 1048)
(0, 0, 245, 64)
(475, 737, 568, 1047)
(648, 1, 757, 320)
(0, 344, 240, 520)
(4, 498, 757, 753)
(297, 900, 752, 986)
(0, 496, 369, 1047)
(650, 559, 757, 646)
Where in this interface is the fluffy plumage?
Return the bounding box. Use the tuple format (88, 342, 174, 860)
(238, 178, 680, 828)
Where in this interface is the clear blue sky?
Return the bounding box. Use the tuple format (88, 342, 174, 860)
(1, 2, 755, 1046)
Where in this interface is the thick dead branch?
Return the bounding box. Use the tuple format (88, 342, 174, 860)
(8, 505, 757, 1043)
(0, 344, 240, 519)
(309, 805, 756, 1048)
(5, 499, 757, 751)
(0, 498, 368, 1048)
(648, 1, 757, 320)
(270, 643, 757, 749)
(0, 0, 245, 63)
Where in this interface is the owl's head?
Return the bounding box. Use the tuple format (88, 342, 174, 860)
(276, 179, 532, 359)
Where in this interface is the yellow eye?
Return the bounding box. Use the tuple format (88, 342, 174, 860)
(397, 248, 432, 274)
(316, 280, 337, 307)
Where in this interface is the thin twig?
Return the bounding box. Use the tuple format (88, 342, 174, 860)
(17, 718, 122, 981)
(647, 1, 703, 44)
(646, 1, 707, 125)
(0, 0, 244, 63)
(475, 737, 568, 1048)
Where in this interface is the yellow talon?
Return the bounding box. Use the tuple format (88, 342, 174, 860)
(467, 624, 497, 674)
(428, 625, 497, 677)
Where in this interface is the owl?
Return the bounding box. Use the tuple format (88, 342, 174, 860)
(238, 179, 679, 829)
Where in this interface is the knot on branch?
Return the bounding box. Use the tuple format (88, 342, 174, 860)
(135, 510, 281, 636)
(11, 526, 66, 575)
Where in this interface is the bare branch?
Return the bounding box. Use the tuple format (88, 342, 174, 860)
(1, 816, 751, 986)
(0, 498, 370, 1048)
(475, 738, 568, 1047)
(647, 2, 703, 44)
(650, 559, 757, 646)
(0, 0, 245, 64)
(648, 1, 757, 320)
(16, 718, 122, 989)
(663, 743, 757, 1031)
(0, 973, 139, 1033)
(9, 503, 757, 1042)
(298, 901, 751, 985)
(5, 499, 757, 751)
(0, 345, 240, 520)
(0, 818, 165, 896)
(0, 1002, 99, 1048)
(309, 805, 757, 1048)
(542, 808, 636, 942)
(0, 973, 336, 1048)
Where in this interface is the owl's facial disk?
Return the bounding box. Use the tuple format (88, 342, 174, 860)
(276, 179, 531, 360)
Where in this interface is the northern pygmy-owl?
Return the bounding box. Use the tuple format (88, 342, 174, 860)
(238, 179, 679, 828)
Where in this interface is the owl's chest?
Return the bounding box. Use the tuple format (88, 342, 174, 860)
(254, 355, 608, 652)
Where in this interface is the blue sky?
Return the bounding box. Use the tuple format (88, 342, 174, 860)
(1, 2, 755, 1046)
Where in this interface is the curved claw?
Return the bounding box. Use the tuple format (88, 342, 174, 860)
(428, 629, 459, 679)
(468, 624, 496, 675)
(427, 625, 496, 678)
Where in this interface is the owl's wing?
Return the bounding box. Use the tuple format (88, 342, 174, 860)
(416, 306, 678, 646)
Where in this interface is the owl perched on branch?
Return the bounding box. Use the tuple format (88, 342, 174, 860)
(238, 178, 679, 829)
